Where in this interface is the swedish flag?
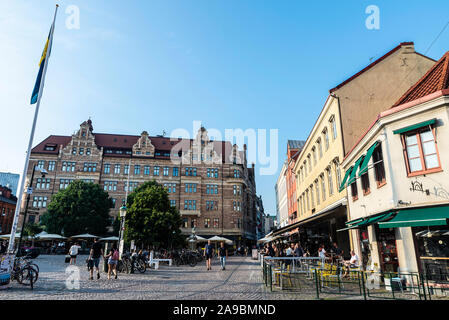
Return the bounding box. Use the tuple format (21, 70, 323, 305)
(30, 12, 56, 105)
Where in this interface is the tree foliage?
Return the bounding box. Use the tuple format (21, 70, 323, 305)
(124, 180, 184, 248)
(40, 180, 113, 237)
(23, 223, 43, 238)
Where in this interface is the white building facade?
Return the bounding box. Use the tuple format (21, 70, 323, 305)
(275, 161, 288, 228)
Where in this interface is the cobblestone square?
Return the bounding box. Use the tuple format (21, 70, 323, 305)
(0, 255, 320, 300)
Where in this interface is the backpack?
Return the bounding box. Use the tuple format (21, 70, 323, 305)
(112, 249, 119, 260)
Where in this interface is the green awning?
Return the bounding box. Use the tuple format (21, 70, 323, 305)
(347, 156, 364, 185)
(358, 212, 395, 227)
(379, 206, 449, 229)
(340, 212, 395, 232)
(393, 118, 436, 135)
(338, 167, 353, 192)
(345, 217, 364, 226)
(358, 142, 378, 177)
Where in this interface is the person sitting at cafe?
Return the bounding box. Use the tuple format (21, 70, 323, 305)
(342, 250, 360, 278)
(318, 245, 327, 259)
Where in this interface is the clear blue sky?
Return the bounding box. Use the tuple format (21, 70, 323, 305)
(1, 0, 448, 217)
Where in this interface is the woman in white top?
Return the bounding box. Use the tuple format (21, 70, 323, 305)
(69, 242, 81, 265)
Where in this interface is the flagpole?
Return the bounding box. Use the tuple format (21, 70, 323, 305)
(7, 5, 59, 253)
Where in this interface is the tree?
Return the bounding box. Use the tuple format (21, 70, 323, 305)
(124, 180, 184, 248)
(23, 223, 43, 247)
(40, 180, 113, 237)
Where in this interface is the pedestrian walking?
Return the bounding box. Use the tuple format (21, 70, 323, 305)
(204, 240, 214, 270)
(105, 244, 119, 280)
(68, 242, 81, 265)
(218, 242, 228, 270)
(88, 238, 104, 280)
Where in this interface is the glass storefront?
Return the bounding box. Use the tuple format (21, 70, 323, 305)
(376, 226, 399, 273)
(413, 226, 449, 281)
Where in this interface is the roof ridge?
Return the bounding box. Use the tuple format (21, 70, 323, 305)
(329, 42, 420, 93)
(392, 51, 449, 107)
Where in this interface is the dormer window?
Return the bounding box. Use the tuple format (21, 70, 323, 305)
(44, 144, 57, 151)
(82, 130, 86, 137)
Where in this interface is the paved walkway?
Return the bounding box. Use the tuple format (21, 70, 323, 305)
(1, 255, 319, 300)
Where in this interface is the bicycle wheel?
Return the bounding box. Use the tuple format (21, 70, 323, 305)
(31, 263, 40, 273)
(125, 260, 132, 274)
(29, 265, 39, 282)
(117, 260, 127, 273)
(18, 267, 38, 288)
(188, 255, 197, 267)
(136, 259, 146, 273)
(174, 257, 181, 267)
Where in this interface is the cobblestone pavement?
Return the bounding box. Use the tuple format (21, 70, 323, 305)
(4, 255, 445, 300)
(0, 255, 323, 300)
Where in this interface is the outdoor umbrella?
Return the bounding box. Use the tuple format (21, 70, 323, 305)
(35, 233, 66, 240)
(208, 236, 233, 245)
(71, 233, 99, 239)
(188, 235, 208, 242)
(0, 233, 21, 239)
(99, 236, 119, 241)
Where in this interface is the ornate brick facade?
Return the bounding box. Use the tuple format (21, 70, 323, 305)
(23, 120, 257, 244)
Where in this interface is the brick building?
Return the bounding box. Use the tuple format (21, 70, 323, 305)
(0, 185, 17, 235)
(22, 120, 257, 245)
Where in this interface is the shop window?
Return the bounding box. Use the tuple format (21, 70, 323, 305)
(361, 172, 370, 195)
(372, 144, 386, 187)
(401, 127, 441, 177)
(350, 181, 358, 201)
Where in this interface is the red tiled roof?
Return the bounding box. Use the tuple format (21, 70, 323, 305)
(31, 133, 238, 163)
(329, 42, 435, 93)
(31, 135, 72, 154)
(392, 51, 449, 107)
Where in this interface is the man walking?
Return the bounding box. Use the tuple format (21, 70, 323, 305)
(88, 238, 104, 280)
(218, 241, 228, 270)
(204, 240, 214, 271)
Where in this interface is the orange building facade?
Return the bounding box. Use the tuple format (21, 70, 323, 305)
(286, 140, 305, 226)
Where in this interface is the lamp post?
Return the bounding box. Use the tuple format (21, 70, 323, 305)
(17, 164, 48, 256)
(118, 204, 127, 260)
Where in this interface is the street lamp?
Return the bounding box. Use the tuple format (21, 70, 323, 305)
(17, 164, 48, 256)
(118, 204, 127, 259)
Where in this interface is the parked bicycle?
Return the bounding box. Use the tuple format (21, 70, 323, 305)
(172, 249, 198, 267)
(117, 252, 146, 274)
(11, 255, 39, 289)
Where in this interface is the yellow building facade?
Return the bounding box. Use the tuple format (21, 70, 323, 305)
(293, 95, 350, 255)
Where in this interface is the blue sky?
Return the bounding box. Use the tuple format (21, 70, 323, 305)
(1, 0, 448, 217)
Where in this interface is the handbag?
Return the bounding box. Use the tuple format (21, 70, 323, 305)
(86, 258, 94, 270)
(65, 255, 71, 263)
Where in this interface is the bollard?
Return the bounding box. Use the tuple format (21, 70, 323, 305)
(314, 268, 320, 300)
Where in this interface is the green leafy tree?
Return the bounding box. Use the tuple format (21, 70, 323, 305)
(124, 180, 184, 248)
(40, 180, 113, 237)
(23, 223, 43, 246)
(23, 223, 43, 238)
